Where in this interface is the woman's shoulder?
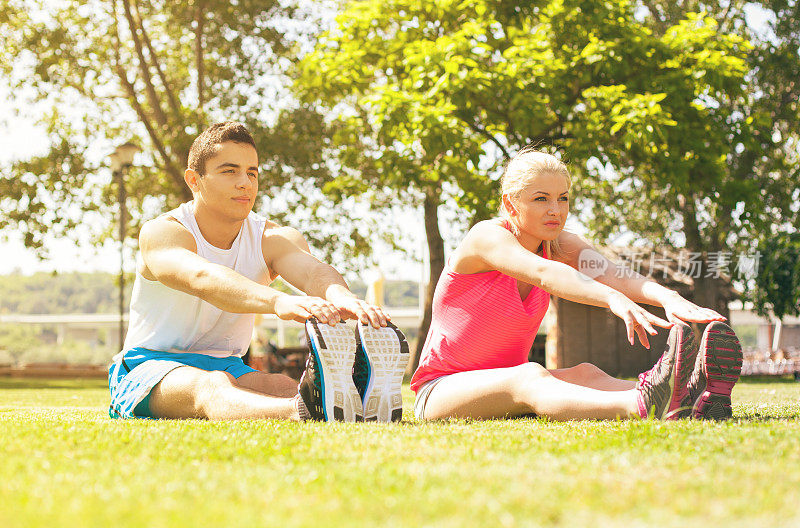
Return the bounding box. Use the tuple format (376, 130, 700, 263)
(467, 218, 510, 237)
(451, 219, 513, 273)
(459, 219, 509, 252)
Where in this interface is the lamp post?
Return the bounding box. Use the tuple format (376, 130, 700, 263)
(109, 142, 141, 351)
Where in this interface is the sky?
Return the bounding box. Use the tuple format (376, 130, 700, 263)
(0, 83, 126, 275)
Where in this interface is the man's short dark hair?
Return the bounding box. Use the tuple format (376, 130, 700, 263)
(187, 121, 256, 175)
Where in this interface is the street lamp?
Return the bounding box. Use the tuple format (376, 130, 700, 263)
(109, 141, 141, 351)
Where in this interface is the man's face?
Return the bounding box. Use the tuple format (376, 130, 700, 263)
(190, 141, 259, 221)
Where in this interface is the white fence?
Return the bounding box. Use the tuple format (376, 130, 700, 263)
(0, 308, 425, 349)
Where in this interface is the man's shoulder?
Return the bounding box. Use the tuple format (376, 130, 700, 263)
(141, 213, 188, 235)
(262, 223, 306, 246)
(140, 215, 195, 250)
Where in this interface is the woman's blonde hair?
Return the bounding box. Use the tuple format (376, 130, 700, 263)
(499, 147, 571, 259)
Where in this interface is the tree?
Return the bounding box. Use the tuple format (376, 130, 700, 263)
(624, 0, 800, 318)
(295, 0, 755, 370)
(748, 231, 800, 350)
(0, 0, 329, 254)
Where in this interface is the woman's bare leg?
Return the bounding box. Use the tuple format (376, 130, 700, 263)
(549, 363, 636, 391)
(422, 362, 640, 421)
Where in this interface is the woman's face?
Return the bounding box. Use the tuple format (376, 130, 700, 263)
(505, 170, 570, 242)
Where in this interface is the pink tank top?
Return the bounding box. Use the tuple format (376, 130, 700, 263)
(410, 228, 551, 392)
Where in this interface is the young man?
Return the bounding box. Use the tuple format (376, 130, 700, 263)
(108, 122, 408, 422)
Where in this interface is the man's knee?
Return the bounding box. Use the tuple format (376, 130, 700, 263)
(195, 370, 236, 416)
(151, 367, 235, 419)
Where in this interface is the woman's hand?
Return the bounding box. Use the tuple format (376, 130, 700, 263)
(607, 292, 674, 349)
(661, 294, 726, 325)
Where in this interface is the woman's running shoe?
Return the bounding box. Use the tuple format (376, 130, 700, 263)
(680, 322, 742, 420)
(636, 322, 697, 419)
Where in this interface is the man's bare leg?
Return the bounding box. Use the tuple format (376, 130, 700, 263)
(422, 362, 640, 421)
(148, 366, 300, 421)
(549, 363, 636, 391)
(235, 371, 298, 397)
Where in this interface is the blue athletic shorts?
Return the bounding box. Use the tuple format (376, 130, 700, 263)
(108, 348, 257, 420)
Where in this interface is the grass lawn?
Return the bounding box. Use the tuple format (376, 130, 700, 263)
(2, 377, 800, 528)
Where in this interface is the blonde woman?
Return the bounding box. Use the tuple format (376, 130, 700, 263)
(411, 148, 742, 421)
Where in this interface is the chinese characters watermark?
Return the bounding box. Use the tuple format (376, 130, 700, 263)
(577, 249, 762, 281)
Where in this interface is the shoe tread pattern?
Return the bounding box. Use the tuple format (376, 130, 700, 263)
(357, 323, 409, 422)
(693, 322, 742, 420)
(305, 320, 363, 422)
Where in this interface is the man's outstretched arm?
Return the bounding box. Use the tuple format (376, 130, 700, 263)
(139, 217, 342, 323)
(264, 227, 389, 327)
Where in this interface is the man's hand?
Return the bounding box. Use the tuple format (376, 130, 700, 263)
(607, 292, 674, 349)
(274, 295, 342, 325)
(661, 294, 726, 325)
(329, 297, 390, 328)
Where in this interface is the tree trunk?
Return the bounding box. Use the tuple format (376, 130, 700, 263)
(680, 192, 732, 321)
(195, 3, 205, 114)
(407, 186, 445, 376)
(691, 273, 731, 322)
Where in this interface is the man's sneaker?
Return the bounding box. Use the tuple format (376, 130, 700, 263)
(636, 322, 696, 419)
(353, 322, 409, 422)
(681, 322, 742, 420)
(298, 319, 363, 422)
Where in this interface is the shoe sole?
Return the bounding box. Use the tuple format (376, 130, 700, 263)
(692, 322, 742, 420)
(666, 323, 697, 420)
(651, 325, 680, 419)
(356, 323, 409, 422)
(305, 320, 364, 422)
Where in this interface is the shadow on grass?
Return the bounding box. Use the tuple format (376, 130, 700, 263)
(731, 415, 800, 423)
(0, 378, 108, 390)
(738, 375, 800, 384)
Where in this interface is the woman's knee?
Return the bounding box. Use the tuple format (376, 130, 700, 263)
(511, 362, 551, 390)
(506, 362, 552, 412)
(575, 362, 601, 375)
(519, 361, 550, 377)
(574, 362, 607, 380)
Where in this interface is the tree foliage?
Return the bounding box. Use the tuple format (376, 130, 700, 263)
(0, 272, 130, 314)
(0, 0, 329, 254)
(748, 231, 800, 321)
(295, 0, 765, 363)
(626, 0, 800, 313)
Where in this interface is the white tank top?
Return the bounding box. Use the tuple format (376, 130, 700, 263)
(114, 201, 271, 362)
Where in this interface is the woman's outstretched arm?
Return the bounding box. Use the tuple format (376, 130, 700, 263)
(453, 221, 672, 348)
(552, 231, 726, 324)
